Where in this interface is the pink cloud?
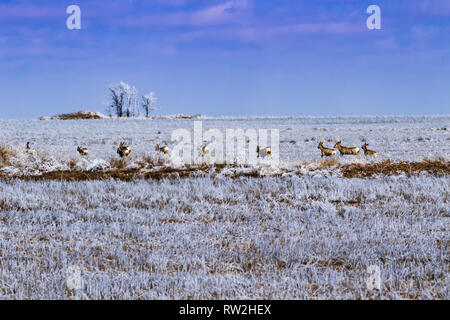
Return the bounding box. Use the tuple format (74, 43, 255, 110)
(190, 0, 249, 25)
(0, 4, 61, 20)
(121, 0, 250, 27)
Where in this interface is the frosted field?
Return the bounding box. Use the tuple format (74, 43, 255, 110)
(0, 115, 449, 299)
(0, 177, 448, 299)
(0, 115, 449, 176)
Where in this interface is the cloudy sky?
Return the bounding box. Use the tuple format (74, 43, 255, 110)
(0, 0, 449, 118)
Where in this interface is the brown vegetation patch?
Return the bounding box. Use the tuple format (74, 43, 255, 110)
(3, 164, 260, 182)
(0, 160, 448, 182)
(137, 156, 167, 169)
(42, 111, 103, 120)
(109, 158, 129, 170)
(341, 160, 450, 178)
(0, 146, 14, 168)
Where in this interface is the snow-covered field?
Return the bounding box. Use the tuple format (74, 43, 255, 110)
(0, 115, 449, 177)
(0, 115, 448, 299)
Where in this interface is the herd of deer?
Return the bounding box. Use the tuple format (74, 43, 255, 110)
(318, 141, 377, 157)
(25, 140, 377, 159)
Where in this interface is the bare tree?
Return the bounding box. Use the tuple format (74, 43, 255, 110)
(109, 88, 123, 117)
(142, 92, 158, 118)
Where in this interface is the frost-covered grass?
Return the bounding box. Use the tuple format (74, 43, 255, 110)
(0, 176, 448, 299)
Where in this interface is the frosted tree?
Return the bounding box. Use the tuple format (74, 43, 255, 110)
(142, 92, 158, 118)
(107, 82, 125, 117)
(122, 82, 139, 117)
(107, 81, 139, 117)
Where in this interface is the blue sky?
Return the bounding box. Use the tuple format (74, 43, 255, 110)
(0, 0, 449, 118)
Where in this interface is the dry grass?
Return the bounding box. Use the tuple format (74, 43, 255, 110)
(318, 157, 340, 168)
(137, 156, 167, 169)
(3, 160, 447, 182)
(341, 159, 450, 178)
(294, 157, 339, 170)
(0, 145, 15, 168)
(109, 158, 128, 170)
(67, 158, 78, 170)
(0, 164, 262, 181)
(11, 167, 202, 181)
(42, 111, 103, 120)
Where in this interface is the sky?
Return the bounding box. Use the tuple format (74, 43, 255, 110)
(0, 0, 449, 118)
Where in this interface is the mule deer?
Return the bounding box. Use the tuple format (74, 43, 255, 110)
(257, 146, 272, 158)
(25, 142, 36, 155)
(155, 144, 169, 155)
(317, 141, 336, 157)
(362, 143, 377, 157)
(334, 141, 360, 156)
(77, 146, 88, 156)
(197, 145, 209, 159)
(117, 142, 131, 158)
(201, 145, 209, 155)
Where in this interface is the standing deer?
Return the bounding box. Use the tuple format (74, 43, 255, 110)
(155, 144, 169, 155)
(334, 141, 360, 156)
(317, 141, 337, 157)
(256, 146, 272, 158)
(117, 142, 131, 158)
(25, 142, 36, 155)
(200, 145, 209, 155)
(362, 143, 377, 157)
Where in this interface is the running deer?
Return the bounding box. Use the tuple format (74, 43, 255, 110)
(317, 141, 337, 157)
(334, 141, 360, 156)
(256, 146, 272, 158)
(155, 144, 169, 155)
(362, 143, 377, 157)
(77, 146, 88, 156)
(117, 142, 131, 158)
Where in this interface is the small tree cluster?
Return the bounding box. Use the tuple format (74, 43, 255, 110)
(107, 81, 158, 118)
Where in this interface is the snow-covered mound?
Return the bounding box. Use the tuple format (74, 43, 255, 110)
(39, 110, 107, 120)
